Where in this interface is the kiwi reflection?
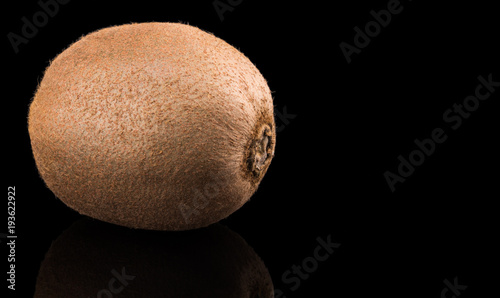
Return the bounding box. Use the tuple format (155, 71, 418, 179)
(35, 217, 273, 298)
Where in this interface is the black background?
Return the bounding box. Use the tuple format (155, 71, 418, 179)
(3, 0, 499, 297)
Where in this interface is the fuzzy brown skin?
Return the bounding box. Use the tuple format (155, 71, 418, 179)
(34, 218, 274, 298)
(28, 22, 276, 230)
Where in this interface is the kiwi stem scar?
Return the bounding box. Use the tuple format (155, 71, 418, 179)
(249, 124, 273, 176)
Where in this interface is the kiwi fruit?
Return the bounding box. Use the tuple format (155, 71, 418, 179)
(28, 22, 275, 230)
(34, 217, 274, 297)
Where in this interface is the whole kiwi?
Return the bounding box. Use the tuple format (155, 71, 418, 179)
(28, 22, 275, 230)
(35, 218, 274, 298)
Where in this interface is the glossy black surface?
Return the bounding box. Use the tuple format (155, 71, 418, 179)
(4, 0, 499, 297)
